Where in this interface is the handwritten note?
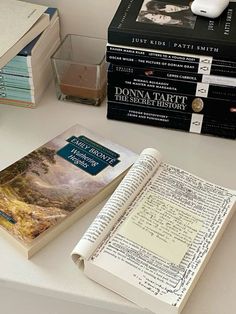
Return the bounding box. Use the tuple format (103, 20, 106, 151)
(118, 192, 204, 265)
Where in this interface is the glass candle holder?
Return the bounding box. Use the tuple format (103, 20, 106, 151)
(51, 34, 107, 106)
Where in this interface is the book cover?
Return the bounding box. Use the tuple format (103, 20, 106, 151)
(18, 8, 58, 57)
(108, 0, 236, 60)
(107, 101, 236, 139)
(1, 9, 59, 75)
(0, 125, 137, 258)
(71, 149, 236, 314)
(0, 0, 50, 68)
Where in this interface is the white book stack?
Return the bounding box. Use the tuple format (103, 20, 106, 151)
(0, 7, 61, 108)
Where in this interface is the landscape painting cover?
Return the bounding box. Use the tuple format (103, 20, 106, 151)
(0, 124, 137, 257)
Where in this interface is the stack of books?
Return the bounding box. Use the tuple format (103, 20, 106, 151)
(0, 5, 60, 108)
(106, 0, 236, 139)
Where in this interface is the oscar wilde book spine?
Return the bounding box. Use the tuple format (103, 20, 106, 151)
(107, 45, 236, 67)
(108, 70, 236, 101)
(109, 64, 236, 87)
(107, 101, 236, 139)
(107, 84, 236, 120)
(106, 52, 236, 78)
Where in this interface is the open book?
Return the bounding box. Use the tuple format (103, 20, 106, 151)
(72, 148, 236, 314)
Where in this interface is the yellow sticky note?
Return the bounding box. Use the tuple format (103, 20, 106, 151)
(119, 192, 204, 265)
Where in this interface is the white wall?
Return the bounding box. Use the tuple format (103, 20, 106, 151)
(25, 0, 121, 38)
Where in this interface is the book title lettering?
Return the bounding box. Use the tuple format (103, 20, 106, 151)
(57, 135, 120, 175)
(114, 87, 188, 111)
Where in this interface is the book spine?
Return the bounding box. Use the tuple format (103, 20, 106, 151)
(106, 51, 236, 77)
(0, 67, 32, 77)
(107, 45, 236, 68)
(0, 98, 35, 108)
(107, 84, 236, 119)
(107, 101, 236, 139)
(5, 55, 29, 68)
(0, 86, 34, 102)
(108, 29, 236, 61)
(109, 64, 236, 87)
(0, 73, 33, 89)
(108, 70, 236, 101)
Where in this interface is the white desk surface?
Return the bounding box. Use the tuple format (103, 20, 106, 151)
(0, 84, 236, 314)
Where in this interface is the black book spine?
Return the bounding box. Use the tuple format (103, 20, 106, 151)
(107, 45, 236, 68)
(108, 29, 236, 61)
(107, 84, 236, 119)
(109, 64, 236, 87)
(107, 101, 236, 139)
(106, 51, 236, 78)
(108, 70, 236, 101)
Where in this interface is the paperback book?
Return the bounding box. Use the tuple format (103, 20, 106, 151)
(107, 43, 236, 68)
(0, 124, 137, 258)
(72, 148, 236, 314)
(0, 9, 60, 108)
(0, 85, 35, 103)
(106, 51, 236, 77)
(0, 73, 33, 89)
(109, 64, 236, 87)
(0, 0, 50, 68)
(108, 67, 236, 101)
(2, 8, 59, 77)
(107, 101, 236, 139)
(108, 0, 236, 60)
(107, 84, 236, 119)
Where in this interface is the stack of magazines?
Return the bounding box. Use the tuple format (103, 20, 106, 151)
(0, 7, 60, 108)
(106, 0, 236, 139)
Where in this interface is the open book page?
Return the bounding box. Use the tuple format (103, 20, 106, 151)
(0, 0, 47, 60)
(71, 148, 162, 263)
(88, 163, 236, 310)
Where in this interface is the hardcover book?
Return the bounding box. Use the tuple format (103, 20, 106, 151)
(0, 125, 137, 258)
(0, 0, 50, 68)
(108, 0, 236, 60)
(72, 148, 236, 314)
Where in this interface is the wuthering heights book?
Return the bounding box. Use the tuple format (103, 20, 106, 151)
(0, 125, 137, 258)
